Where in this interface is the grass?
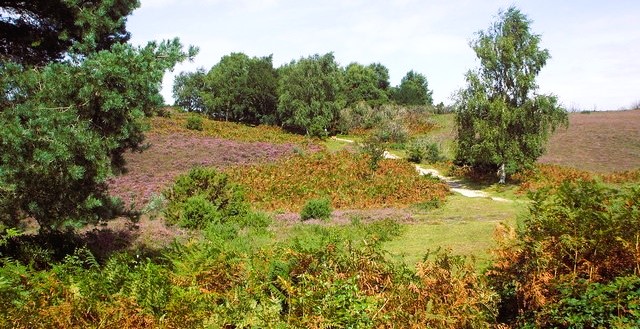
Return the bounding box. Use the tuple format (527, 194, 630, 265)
(385, 194, 527, 269)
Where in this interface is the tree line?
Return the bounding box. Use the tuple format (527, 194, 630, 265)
(172, 53, 434, 136)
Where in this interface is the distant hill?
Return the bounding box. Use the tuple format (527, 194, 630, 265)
(539, 110, 640, 173)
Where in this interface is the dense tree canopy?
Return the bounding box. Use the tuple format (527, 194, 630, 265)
(392, 70, 433, 106)
(173, 53, 278, 125)
(1, 1, 195, 231)
(368, 62, 391, 92)
(343, 62, 389, 108)
(277, 53, 345, 137)
(454, 7, 567, 182)
(0, 0, 139, 65)
(173, 68, 207, 112)
(203, 53, 278, 124)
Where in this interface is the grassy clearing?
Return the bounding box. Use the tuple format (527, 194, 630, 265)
(385, 194, 527, 269)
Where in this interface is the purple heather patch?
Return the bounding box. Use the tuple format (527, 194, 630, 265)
(107, 134, 304, 209)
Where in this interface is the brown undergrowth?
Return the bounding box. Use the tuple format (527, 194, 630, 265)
(224, 151, 450, 212)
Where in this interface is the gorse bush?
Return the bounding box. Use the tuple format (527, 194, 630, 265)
(300, 197, 332, 221)
(407, 137, 444, 163)
(185, 114, 204, 131)
(163, 167, 249, 229)
(178, 194, 222, 228)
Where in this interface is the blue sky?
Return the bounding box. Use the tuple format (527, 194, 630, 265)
(127, 0, 640, 111)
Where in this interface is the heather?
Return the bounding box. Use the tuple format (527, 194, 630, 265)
(2, 3, 640, 327)
(107, 134, 302, 209)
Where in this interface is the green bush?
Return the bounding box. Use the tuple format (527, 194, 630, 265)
(360, 135, 386, 171)
(178, 195, 222, 229)
(543, 276, 640, 328)
(373, 121, 408, 144)
(489, 180, 640, 326)
(185, 115, 204, 131)
(407, 137, 444, 163)
(300, 197, 332, 221)
(163, 167, 248, 229)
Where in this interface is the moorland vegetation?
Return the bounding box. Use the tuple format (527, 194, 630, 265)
(1, 1, 639, 328)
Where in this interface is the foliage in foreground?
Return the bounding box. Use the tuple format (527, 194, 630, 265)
(488, 180, 640, 327)
(225, 151, 450, 212)
(0, 40, 195, 231)
(0, 219, 497, 328)
(0, 0, 139, 65)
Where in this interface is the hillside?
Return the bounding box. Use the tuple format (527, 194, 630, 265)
(540, 109, 640, 172)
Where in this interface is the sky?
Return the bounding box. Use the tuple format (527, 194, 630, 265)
(127, 0, 640, 111)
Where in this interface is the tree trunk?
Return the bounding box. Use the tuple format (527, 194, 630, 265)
(498, 163, 506, 184)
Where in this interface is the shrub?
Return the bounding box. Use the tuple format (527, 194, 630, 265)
(360, 135, 386, 170)
(381, 249, 499, 328)
(373, 120, 408, 144)
(178, 195, 222, 228)
(141, 193, 167, 220)
(185, 115, 203, 131)
(337, 101, 382, 134)
(488, 180, 640, 326)
(542, 276, 640, 328)
(407, 137, 444, 163)
(163, 167, 248, 229)
(300, 197, 332, 221)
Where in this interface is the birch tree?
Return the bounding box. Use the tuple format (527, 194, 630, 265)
(454, 7, 567, 183)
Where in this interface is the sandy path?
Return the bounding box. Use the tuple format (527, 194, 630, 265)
(333, 137, 511, 202)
